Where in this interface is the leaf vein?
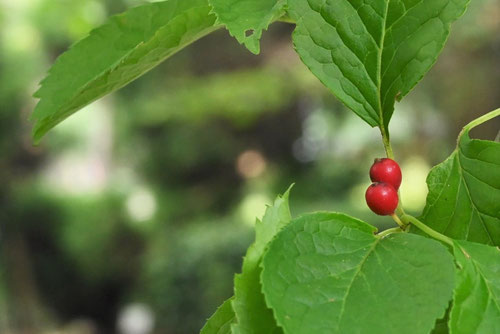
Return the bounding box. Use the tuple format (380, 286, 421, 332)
(336, 237, 380, 329)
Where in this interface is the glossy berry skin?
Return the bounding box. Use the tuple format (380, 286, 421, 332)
(369, 158, 402, 190)
(365, 182, 399, 216)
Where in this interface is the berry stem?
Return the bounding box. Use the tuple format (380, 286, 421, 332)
(390, 213, 407, 229)
(401, 214, 454, 247)
(395, 202, 405, 217)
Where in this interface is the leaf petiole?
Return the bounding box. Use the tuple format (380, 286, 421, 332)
(376, 227, 404, 238)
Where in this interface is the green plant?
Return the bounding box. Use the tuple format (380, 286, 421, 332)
(31, 0, 499, 333)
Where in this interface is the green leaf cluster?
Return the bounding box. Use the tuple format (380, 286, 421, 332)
(410, 109, 500, 332)
(204, 110, 499, 332)
(31, 0, 471, 141)
(28, 1, 500, 333)
(200, 178, 499, 334)
(31, 0, 290, 141)
(204, 178, 499, 333)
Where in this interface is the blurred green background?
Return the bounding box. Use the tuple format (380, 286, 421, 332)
(0, 0, 498, 333)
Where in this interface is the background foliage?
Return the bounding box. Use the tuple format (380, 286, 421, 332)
(0, 0, 498, 333)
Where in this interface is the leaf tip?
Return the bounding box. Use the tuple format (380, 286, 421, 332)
(282, 183, 294, 198)
(244, 41, 260, 55)
(31, 118, 50, 145)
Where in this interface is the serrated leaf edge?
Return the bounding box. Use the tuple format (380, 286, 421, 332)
(207, 0, 287, 54)
(230, 185, 293, 333)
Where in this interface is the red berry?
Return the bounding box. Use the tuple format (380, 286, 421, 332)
(365, 182, 399, 216)
(369, 158, 402, 190)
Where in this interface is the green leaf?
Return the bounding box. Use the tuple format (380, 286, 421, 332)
(449, 240, 500, 334)
(208, 0, 286, 54)
(231, 186, 293, 334)
(261, 212, 455, 334)
(32, 0, 219, 143)
(287, 0, 470, 131)
(201, 297, 235, 334)
(419, 109, 500, 246)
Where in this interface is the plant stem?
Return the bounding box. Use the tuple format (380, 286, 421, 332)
(390, 213, 407, 229)
(379, 125, 394, 160)
(395, 205, 405, 217)
(401, 214, 454, 246)
(377, 227, 403, 238)
(459, 108, 500, 140)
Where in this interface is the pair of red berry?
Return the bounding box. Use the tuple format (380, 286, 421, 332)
(365, 158, 402, 216)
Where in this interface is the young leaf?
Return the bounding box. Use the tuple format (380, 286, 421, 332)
(449, 240, 500, 334)
(208, 0, 287, 54)
(261, 212, 455, 334)
(201, 297, 235, 334)
(231, 187, 292, 334)
(419, 109, 500, 246)
(287, 0, 470, 131)
(32, 0, 220, 143)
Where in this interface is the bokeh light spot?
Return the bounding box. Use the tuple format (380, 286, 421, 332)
(399, 157, 431, 212)
(236, 149, 267, 178)
(126, 187, 157, 223)
(117, 303, 155, 334)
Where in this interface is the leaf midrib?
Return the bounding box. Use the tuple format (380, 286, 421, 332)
(337, 236, 381, 329)
(457, 151, 495, 244)
(442, 164, 469, 236)
(376, 1, 390, 128)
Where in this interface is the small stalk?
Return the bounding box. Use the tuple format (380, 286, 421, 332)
(390, 213, 407, 229)
(401, 214, 454, 246)
(379, 125, 395, 160)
